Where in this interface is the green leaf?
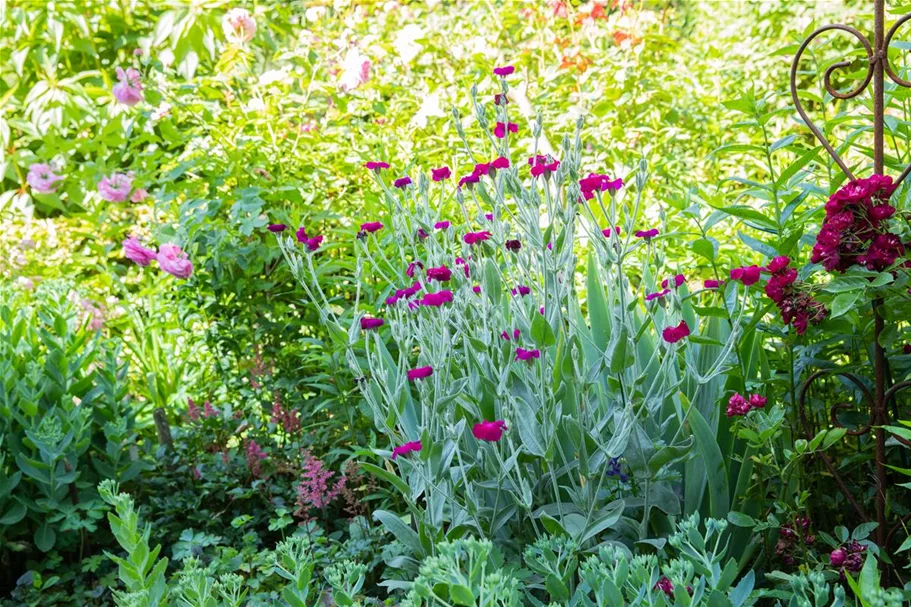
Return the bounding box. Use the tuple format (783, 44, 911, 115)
(691, 238, 716, 262)
(531, 313, 556, 348)
(449, 584, 475, 606)
(35, 522, 56, 552)
(689, 407, 730, 518)
(373, 510, 424, 557)
(727, 511, 757, 528)
(830, 292, 861, 318)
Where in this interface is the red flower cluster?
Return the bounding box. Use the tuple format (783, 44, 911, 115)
(578, 172, 622, 200)
(776, 516, 815, 567)
(529, 154, 560, 178)
(386, 281, 423, 306)
(811, 175, 904, 272)
(726, 392, 766, 417)
(830, 540, 867, 578)
(762, 256, 826, 335)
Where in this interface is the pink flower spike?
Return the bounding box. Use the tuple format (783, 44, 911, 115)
(432, 166, 451, 182)
(27, 163, 64, 194)
(360, 317, 384, 330)
(407, 366, 433, 381)
(365, 161, 390, 171)
(493, 65, 515, 76)
(391, 440, 422, 460)
(434, 220, 451, 230)
(473, 420, 507, 442)
(394, 176, 412, 189)
(361, 221, 384, 233)
(662, 320, 690, 344)
(157, 243, 193, 279)
(122, 237, 157, 266)
(515, 347, 540, 361)
(267, 223, 287, 233)
(635, 228, 659, 240)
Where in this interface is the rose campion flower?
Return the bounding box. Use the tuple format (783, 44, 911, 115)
(268, 223, 287, 233)
(485, 213, 494, 221)
(730, 265, 762, 286)
(662, 274, 685, 289)
(98, 172, 134, 202)
(26, 163, 64, 193)
(602, 227, 621, 237)
(493, 65, 515, 76)
(391, 440, 422, 460)
(501, 329, 520, 341)
(662, 320, 690, 344)
(303, 235, 323, 251)
(645, 289, 670, 302)
(472, 285, 481, 294)
(420, 291, 453, 307)
(463, 231, 492, 245)
(432, 167, 451, 182)
(223, 7, 257, 42)
(493, 122, 518, 138)
(130, 188, 149, 203)
(157, 243, 193, 279)
(491, 156, 510, 169)
(112, 67, 143, 106)
(407, 366, 433, 381)
(296, 227, 309, 242)
(458, 173, 480, 189)
(515, 347, 540, 361)
(434, 220, 451, 230)
(505, 239, 521, 252)
(473, 420, 507, 442)
(361, 221, 383, 233)
(635, 228, 659, 240)
(122, 237, 157, 266)
(529, 155, 560, 178)
(512, 285, 531, 297)
(704, 279, 724, 289)
(494, 93, 509, 106)
(426, 266, 452, 282)
(365, 161, 390, 171)
(394, 176, 412, 189)
(360, 317, 384, 330)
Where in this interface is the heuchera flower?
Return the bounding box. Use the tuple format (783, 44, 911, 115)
(515, 347, 540, 361)
(662, 320, 690, 343)
(392, 440, 422, 460)
(473, 420, 507, 441)
(493, 65, 515, 76)
(635, 228, 659, 240)
(112, 67, 143, 106)
(420, 290, 453, 306)
(505, 239, 521, 252)
(426, 265, 452, 282)
(267, 223, 287, 233)
(361, 221, 383, 233)
(730, 265, 761, 286)
(360, 317, 384, 330)
(493, 122, 518, 138)
(26, 163, 64, 193)
(123, 237, 157, 266)
(432, 166, 451, 181)
(463, 231, 492, 245)
(407, 366, 433, 380)
(364, 161, 390, 171)
(98, 172, 134, 202)
(434, 220, 451, 230)
(579, 173, 623, 200)
(762, 256, 826, 335)
(394, 176, 412, 189)
(529, 154, 560, 178)
(223, 8, 257, 42)
(157, 243, 193, 279)
(662, 274, 685, 289)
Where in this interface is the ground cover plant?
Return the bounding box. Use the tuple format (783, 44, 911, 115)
(2, 0, 911, 605)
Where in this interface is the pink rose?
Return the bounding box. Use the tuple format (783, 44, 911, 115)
(98, 172, 134, 202)
(122, 237, 157, 266)
(157, 243, 193, 279)
(223, 8, 257, 42)
(26, 163, 64, 193)
(112, 67, 143, 106)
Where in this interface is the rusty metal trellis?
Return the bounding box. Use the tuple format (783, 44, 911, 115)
(790, 0, 911, 560)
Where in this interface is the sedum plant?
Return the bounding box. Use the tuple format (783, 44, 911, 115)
(279, 68, 746, 555)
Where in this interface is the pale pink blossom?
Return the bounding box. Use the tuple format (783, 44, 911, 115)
(122, 237, 157, 266)
(112, 67, 143, 106)
(98, 172, 134, 202)
(223, 8, 257, 42)
(338, 48, 371, 92)
(130, 188, 149, 203)
(157, 243, 193, 279)
(26, 163, 64, 193)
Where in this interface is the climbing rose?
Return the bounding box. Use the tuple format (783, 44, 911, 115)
(407, 366, 433, 380)
(112, 67, 143, 106)
(267, 223, 287, 233)
(635, 228, 659, 240)
(505, 239, 521, 252)
(360, 221, 383, 233)
(515, 347, 540, 361)
(360, 317, 384, 330)
(766, 256, 791, 273)
(473, 420, 507, 441)
(493, 122, 518, 138)
(394, 176, 412, 189)
(434, 220, 451, 230)
(26, 163, 64, 193)
(223, 7, 257, 42)
(420, 291, 453, 307)
(426, 265, 452, 282)
(463, 231, 492, 245)
(493, 65, 515, 76)
(98, 172, 134, 202)
(392, 441, 422, 460)
(122, 237, 157, 266)
(749, 394, 767, 408)
(730, 265, 761, 286)
(662, 320, 690, 343)
(157, 243, 193, 279)
(662, 274, 686, 289)
(432, 166, 451, 181)
(364, 161, 389, 171)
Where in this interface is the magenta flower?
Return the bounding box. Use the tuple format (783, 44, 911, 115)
(361, 221, 383, 233)
(432, 166, 451, 181)
(98, 172, 134, 202)
(766, 256, 791, 273)
(529, 154, 560, 178)
(704, 279, 724, 289)
(473, 162, 491, 177)
(122, 237, 157, 266)
(730, 265, 761, 286)
(296, 227, 308, 242)
(406, 261, 424, 278)
(113, 67, 143, 106)
(512, 285, 531, 297)
(645, 288, 670, 302)
(26, 163, 64, 193)
(830, 548, 847, 567)
(394, 176, 412, 189)
(662, 274, 685, 289)
(426, 265, 452, 282)
(472, 285, 482, 294)
(494, 93, 509, 106)
(304, 235, 323, 251)
(726, 393, 751, 417)
(420, 290, 453, 307)
(391, 440, 422, 460)
(492, 156, 510, 169)
(434, 220, 451, 230)
(602, 227, 621, 237)
(493, 122, 518, 138)
(505, 239, 521, 252)
(493, 65, 515, 76)
(749, 394, 767, 409)
(203, 401, 218, 418)
(635, 228, 659, 240)
(404, 282, 423, 297)
(463, 231, 492, 245)
(662, 320, 690, 344)
(407, 366, 433, 381)
(157, 243, 193, 279)
(365, 161, 390, 171)
(515, 347, 540, 361)
(655, 577, 674, 598)
(360, 317, 384, 330)
(473, 420, 507, 442)
(458, 173, 480, 189)
(579, 173, 623, 200)
(267, 223, 287, 233)
(485, 213, 494, 221)
(501, 329, 520, 341)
